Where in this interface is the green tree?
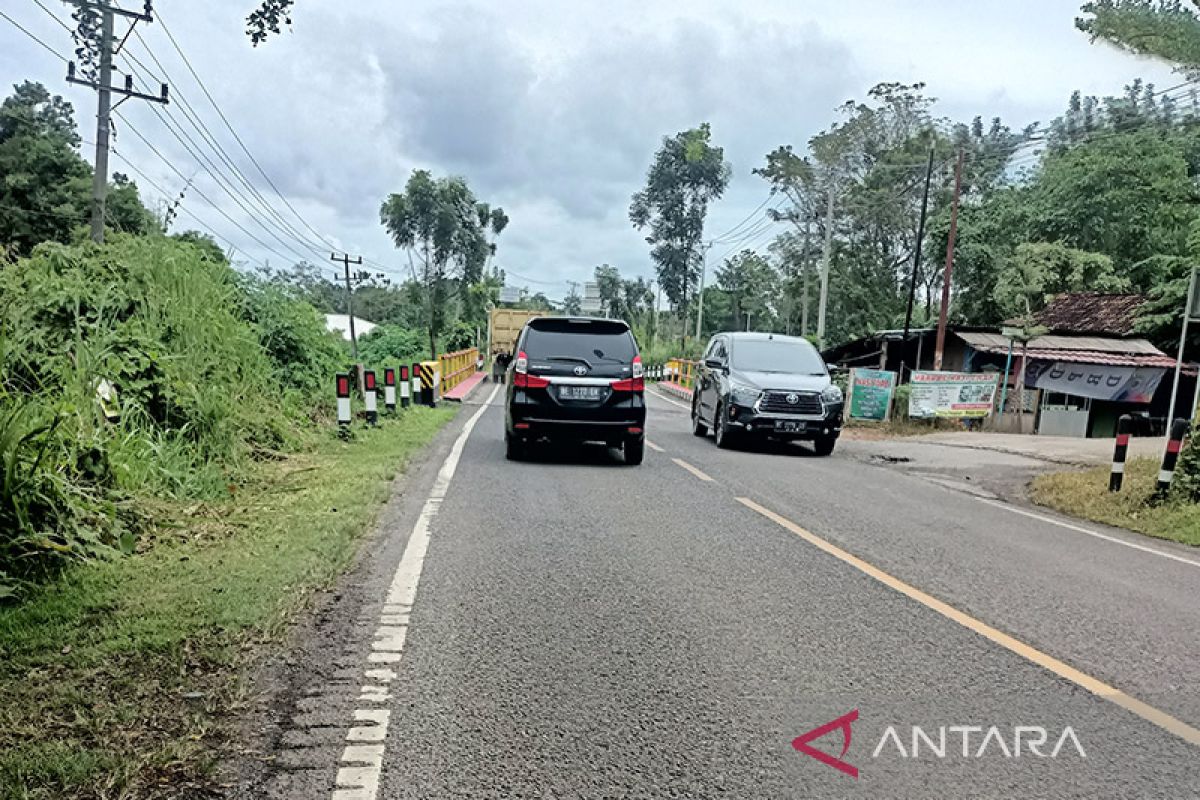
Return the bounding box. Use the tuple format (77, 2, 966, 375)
(629, 123, 731, 345)
(380, 170, 492, 358)
(0, 81, 90, 255)
(714, 250, 778, 332)
(562, 286, 582, 315)
(1076, 1, 1200, 66)
(993, 242, 1130, 317)
(594, 264, 622, 317)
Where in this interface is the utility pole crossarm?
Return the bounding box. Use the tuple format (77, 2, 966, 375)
(67, 0, 167, 244)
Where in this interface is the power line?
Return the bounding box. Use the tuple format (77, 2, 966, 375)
(1, 8, 69, 62)
(154, 10, 344, 253)
(113, 118, 304, 265)
(109, 151, 266, 268)
(120, 38, 331, 256)
(29, 0, 72, 33)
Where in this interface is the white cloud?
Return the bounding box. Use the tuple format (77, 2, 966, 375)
(0, 0, 1181, 293)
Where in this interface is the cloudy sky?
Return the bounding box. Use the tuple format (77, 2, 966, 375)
(1, 0, 1178, 302)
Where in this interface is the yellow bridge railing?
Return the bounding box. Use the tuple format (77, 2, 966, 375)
(439, 347, 479, 393)
(665, 358, 699, 390)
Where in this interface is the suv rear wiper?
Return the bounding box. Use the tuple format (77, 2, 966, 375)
(544, 356, 594, 368)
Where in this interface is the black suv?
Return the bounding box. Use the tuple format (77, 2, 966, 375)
(505, 317, 646, 464)
(690, 332, 843, 455)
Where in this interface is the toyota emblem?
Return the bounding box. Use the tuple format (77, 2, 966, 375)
(786, 392, 800, 405)
(573, 365, 588, 376)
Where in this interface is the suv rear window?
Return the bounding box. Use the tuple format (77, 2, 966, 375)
(523, 318, 638, 363)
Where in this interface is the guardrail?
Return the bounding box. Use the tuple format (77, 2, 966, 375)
(665, 358, 699, 390)
(439, 347, 479, 394)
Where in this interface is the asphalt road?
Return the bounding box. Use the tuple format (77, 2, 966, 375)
(240, 385, 1200, 799)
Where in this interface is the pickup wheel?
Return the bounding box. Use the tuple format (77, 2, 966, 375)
(691, 397, 708, 437)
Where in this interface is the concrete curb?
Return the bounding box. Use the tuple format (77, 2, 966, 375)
(656, 381, 694, 402)
(443, 371, 487, 403)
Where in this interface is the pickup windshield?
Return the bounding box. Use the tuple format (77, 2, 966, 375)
(730, 339, 826, 375)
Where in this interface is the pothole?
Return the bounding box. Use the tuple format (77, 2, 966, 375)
(871, 454, 912, 464)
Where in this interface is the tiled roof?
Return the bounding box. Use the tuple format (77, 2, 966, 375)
(1028, 293, 1146, 336)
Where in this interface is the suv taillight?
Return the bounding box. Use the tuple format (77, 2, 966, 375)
(612, 355, 645, 392)
(512, 350, 549, 388)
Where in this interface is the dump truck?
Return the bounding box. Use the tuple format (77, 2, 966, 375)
(487, 308, 545, 380)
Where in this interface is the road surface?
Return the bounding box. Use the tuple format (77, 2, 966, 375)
(237, 384, 1200, 799)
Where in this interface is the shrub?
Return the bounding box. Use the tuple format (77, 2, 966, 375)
(0, 234, 340, 593)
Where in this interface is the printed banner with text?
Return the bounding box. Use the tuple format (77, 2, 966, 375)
(908, 371, 999, 419)
(848, 368, 897, 421)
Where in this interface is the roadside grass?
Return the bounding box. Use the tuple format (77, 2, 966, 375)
(0, 406, 457, 800)
(1030, 457, 1200, 547)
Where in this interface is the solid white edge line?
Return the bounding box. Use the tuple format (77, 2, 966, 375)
(975, 497, 1200, 570)
(649, 385, 692, 411)
(332, 383, 502, 800)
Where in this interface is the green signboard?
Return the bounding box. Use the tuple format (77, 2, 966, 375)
(847, 368, 897, 421)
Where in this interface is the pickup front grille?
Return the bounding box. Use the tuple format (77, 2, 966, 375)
(760, 390, 823, 415)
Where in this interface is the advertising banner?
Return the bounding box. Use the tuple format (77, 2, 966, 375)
(847, 368, 897, 421)
(909, 371, 999, 419)
(1024, 362, 1166, 404)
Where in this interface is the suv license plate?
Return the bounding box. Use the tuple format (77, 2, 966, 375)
(774, 420, 806, 433)
(559, 385, 603, 401)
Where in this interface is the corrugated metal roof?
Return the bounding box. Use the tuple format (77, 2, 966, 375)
(1018, 349, 1178, 368)
(956, 331, 1166, 357)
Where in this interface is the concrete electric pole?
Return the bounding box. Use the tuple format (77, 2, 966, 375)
(66, 0, 169, 243)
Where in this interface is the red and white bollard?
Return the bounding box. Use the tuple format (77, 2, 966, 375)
(400, 364, 411, 408)
(411, 363, 421, 406)
(364, 370, 378, 426)
(384, 368, 397, 413)
(1156, 418, 1189, 499)
(1109, 414, 1132, 492)
(336, 373, 352, 432)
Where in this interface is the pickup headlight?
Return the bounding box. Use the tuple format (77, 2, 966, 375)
(729, 382, 762, 407)
(821, 385, 844, 404)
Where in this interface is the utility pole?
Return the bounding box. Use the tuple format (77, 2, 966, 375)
(901, 146, 937, 375)
(66, 1, 169, 243)
(695, 240, 714, 344)
(933, 147, 965, 371)
(331, 252, 364, 362)
(650, 280, 660, 354)
(801, 215, 813, 337)
(816, 187, 836, 347)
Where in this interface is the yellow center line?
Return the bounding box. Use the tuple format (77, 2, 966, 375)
(672, 458, 714, 482)
(736, 496, 1200, 749)
(646, 440, 665, 453)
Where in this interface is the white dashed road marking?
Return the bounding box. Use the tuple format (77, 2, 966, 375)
(646, 440, 665, 453)
(332, 384, 502, 800)
(672, 457, 714, 482)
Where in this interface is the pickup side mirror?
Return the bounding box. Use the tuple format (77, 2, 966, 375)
(704, 357, 724, 369)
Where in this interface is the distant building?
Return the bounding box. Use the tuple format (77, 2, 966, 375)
(324, 314, 377, 342)
(823, 293, 1191, 438)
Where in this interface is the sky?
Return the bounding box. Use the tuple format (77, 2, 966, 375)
(0, 0, 1181, 305)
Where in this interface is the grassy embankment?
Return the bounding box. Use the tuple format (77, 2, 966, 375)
(0, 407, 456, 799)
(1031, 457, 1200, 546)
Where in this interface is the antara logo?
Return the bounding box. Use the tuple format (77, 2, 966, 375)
(793, 711, 1086, 779)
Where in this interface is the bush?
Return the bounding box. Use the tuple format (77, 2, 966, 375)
(1171, 423, 1200, 503)
(0, 234, 339, 594)
(358, 324, 425, 368)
